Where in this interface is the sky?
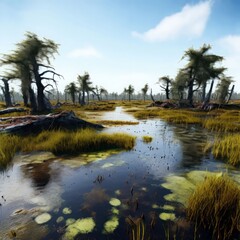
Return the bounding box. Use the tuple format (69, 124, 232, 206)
(0, 0, 240, 94)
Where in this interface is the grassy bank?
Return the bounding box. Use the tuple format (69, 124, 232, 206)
(0, 129, 136, 168)
(186, 175, 240, 239)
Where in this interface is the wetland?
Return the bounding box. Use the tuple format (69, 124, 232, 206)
(0, 106, 240, 240)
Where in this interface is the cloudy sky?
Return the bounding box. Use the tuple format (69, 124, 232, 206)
(0, 0, 240, 94)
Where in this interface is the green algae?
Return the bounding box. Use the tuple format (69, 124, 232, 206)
(111, 207, 119, 215)
(63, 217, 96, 240)
(103, 216, 119, 233)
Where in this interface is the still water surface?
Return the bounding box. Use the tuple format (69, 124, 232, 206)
(0, 107, 239, 239)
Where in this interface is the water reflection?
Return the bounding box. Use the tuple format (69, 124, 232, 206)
(0, 107, 239, 239)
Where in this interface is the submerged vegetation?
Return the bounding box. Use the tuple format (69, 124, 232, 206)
(0, 129, 136, 167)
(186, 175, 240, 240)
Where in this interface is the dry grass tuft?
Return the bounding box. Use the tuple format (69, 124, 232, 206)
(186, 175, 240, 240)
(142, 136, 153, 143)
(212, 134, 240, 166)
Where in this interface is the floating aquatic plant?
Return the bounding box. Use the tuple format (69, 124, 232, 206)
(62, 207, 72, 215)
(56, 216, 64, 223)
(159, 212, 176, 221)
(35, 213, 52, 224)
(109, 198, 121, 207)
(63, 217, 96, 239)
(103, 216, 119, 233)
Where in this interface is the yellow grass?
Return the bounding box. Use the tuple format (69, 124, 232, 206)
(142, 136, 153, 143)
(0, 129, 136, 167)
(212, 134, 240, 166)
(186, 175, 240, 240)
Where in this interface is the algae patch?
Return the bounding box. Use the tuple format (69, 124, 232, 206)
(63, 217, 96, 239)
(103, 216, 119, 233)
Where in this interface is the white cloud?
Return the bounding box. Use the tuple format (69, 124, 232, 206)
(219, 35, 240, 53)
(68, 46, 102, 58)
(217, 35, 240, 91)
(132, 1, 211, 42)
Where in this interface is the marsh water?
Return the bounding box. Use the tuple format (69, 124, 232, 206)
(0, 107, 239, 240)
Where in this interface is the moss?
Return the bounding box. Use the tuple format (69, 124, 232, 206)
(186, 175, 240, 239)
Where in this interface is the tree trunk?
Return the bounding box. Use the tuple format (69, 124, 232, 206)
(2, 79, 13, 107)
(201, 81, 207, 102)
(202, 79, 214, 108)
(227, 85, 235, 103)
(32, 60, 47, 112)
(22, 92, 29, 106)
(28, 87, 37, 112)
(166, 85, 170, 99)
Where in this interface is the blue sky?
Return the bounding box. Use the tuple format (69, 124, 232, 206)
(0, 0, 240, 94)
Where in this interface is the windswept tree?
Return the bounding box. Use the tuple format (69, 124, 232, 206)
(182, 44, 224, 106)
(1, 32, 62, 112)
(77, 72, 93, 105)
(157, 76, 172, 99)
(65, 82, 78, 104)
(141, 84, 148, 101)
(99, 87, 108, 100)
(215, 76, 233, 103)
(171, 69, 188, 101)
(124, 85, 134, 101)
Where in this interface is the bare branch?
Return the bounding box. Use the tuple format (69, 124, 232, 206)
(43, 83, 54, 90)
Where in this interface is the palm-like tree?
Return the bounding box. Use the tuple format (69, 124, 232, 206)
(77, 72, 92, 105)
(141, 84, 148, 101)
(124, 85, 134, 101)
(182, 44, 224, 106)
(157, 76, 172, 99)
(65, 82, 78, 104)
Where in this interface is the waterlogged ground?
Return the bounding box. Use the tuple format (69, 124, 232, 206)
(0, 107, 240, 239)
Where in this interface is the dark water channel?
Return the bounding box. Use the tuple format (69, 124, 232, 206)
(0, 107, 239, 240)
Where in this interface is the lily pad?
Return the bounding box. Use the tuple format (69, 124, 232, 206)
(35, 213, 52, 224)
(63, 207, 72, 215)
(56, 216, 64, 223)
(111, 207, 119, 215)
(109, 198, 121, 207)
(159, 212, 176, 221)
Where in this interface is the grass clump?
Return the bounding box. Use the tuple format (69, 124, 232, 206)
(186, 175, 240, 240)
(142, 136, 153, 143)
(212, 134, 240, 166)
(0, 129, 136, 167)
(0, 134, 20, 168)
